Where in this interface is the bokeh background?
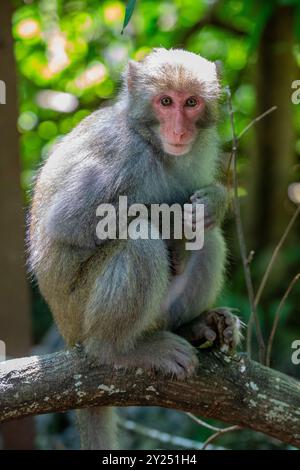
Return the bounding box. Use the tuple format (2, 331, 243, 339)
(0, 0, 300, 450)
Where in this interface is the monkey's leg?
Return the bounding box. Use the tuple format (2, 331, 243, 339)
(165, 229, 242, 351)
(164, 228, 226, 330)
(78, 221, 198, 449)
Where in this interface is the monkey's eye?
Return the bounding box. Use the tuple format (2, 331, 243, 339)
(185, 97, 198, 107)
(160, 96, 172, 106)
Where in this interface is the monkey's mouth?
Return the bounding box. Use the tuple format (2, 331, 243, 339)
(164, 142, 191, 156)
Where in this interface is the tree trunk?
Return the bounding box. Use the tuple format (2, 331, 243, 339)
(0, 1, 34, 449)
(248, 6, 297, 250)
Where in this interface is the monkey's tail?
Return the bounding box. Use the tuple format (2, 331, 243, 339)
(76, 407, 118, 449)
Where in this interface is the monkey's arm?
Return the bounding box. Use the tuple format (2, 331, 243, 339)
(44, 163, 119, 250)
(164, 184, 229, 330)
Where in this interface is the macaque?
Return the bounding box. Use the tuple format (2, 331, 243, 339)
(29, 48, 242, 450)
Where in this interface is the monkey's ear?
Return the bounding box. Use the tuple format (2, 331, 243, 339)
(126, 60, 140, 90)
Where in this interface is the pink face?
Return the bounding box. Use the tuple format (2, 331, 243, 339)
(152, 90, 205, 156)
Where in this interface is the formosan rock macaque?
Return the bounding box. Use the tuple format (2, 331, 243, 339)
(29, 48, 242, 449)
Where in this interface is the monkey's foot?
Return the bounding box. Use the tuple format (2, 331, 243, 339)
(117, 331, 199, 380)
(177, 308, 243, 353)
(146, 332, 199, 380)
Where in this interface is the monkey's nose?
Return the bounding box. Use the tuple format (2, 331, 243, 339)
(174, 129, 185, 137)
(173, 131, 187, 144)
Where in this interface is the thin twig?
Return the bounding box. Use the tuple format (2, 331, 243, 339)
(202, 425, 241, 450)
(187, 410, 241, 451)
(226, 87, 265, 363)
(120, 419, 224, 450)
(226, 106, 277, 189)
(186, 412, 223, 432)
(266, 273, 300, 367)
(237, 106, 277, 140)
(254, 205, 300, 309)
(226, 151, 234, 191)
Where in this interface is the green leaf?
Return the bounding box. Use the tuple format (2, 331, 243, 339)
(121, 0, 137, 34)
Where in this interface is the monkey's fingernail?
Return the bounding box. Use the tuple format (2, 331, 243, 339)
(204, 327, 216, 342)
(223, 328, 233, 341)
(225, 316, 234, 326)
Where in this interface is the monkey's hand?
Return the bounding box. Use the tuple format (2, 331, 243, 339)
(176, 307, 243, 354)
(185, 184, 228, 231)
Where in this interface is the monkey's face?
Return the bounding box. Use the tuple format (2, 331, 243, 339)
(151, 90, 205, 156)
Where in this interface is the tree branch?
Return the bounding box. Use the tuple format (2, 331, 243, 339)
(182, 17, 246, 42)
(0, 347, 299, 447)
(178, 11, 247, 46)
